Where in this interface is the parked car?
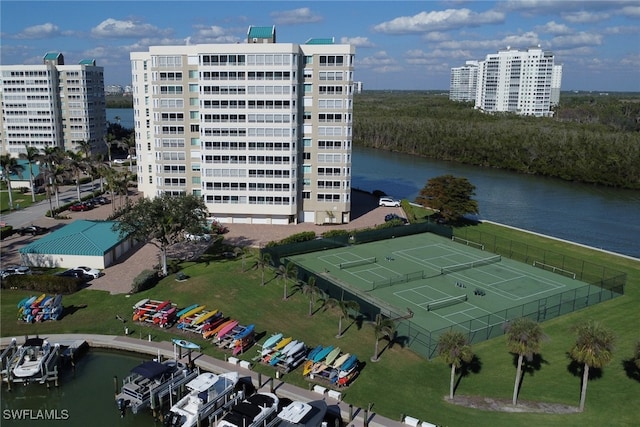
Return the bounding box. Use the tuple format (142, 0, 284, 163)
(90, 196, 111, 205)
(73, 266, 102, 279)
(55, 269, 86, 279)
(69, 202, 93, 212)
(384, 213, 408, 224)
(379, 197, 400, 207)
(1, 265, 32, 279)
(17, 225, 49, 236)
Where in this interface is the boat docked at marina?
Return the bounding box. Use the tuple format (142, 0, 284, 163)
(272, 400, 328, 427)
(163, 371, 240, 427)
(11, 337, 60, 380)
(116, 359, 197, 416)
(216, 392, 279, 427)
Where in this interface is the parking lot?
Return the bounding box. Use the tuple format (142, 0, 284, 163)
(1, 190, 405, 294)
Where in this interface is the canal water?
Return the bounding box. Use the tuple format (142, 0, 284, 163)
(107, 108, 640, 258)
(1, 350, 159, 427)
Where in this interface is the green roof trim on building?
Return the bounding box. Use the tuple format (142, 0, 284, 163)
(79, 59, 96, 66)
(43, 52, 61, 60)
(248, 26, 275, 39)
(305, 38, 335, 45)
(19, 220, 127, 257)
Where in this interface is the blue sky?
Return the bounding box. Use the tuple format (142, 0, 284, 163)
(2, 1, 639, 91)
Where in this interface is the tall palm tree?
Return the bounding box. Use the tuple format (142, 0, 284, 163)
(275, 261, 298, 300)
(77, 140, 92, 159)
(371, 313, 396, 362)
(437, 330, 474, 399)
(104, 133, 116, 164)
(40, 147, 65, 211)
(324, 298, 360, 338)
(252, 252, 272, 286)
(504, 317, 546, 405)
(296, 276, 321, 316)
(19, 145, 42, 203)
(65, 151, 88, 202)
(0, 154, 24, 210)
(569, 320, 616, 412)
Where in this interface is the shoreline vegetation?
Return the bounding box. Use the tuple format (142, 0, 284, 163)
(107, 91, 640, 189)
(1, 215, 639, 426)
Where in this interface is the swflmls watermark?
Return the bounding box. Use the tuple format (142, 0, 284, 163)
(3, 409, 70, 421)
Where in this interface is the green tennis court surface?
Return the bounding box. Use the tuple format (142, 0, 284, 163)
(289, 233, 589, 333)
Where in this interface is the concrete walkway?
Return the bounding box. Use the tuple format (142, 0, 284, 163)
(1, 334, 410, 427)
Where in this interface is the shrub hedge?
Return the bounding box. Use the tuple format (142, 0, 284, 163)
(1, 274, 83, 294)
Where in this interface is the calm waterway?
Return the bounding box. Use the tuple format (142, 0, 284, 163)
(108, 109, 640, 258)
(1, 350, 158, 426)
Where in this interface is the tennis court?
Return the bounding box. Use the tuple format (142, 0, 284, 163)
(288, 233, 588, 333)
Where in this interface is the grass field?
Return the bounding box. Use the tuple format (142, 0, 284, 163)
(1, 221, 639, 427)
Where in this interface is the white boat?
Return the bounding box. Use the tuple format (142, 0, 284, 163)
(12, 337, 59, 379)
(274, 400, 328, 427)
(163, 371, 239, 427)
(116, 359, 197, 415)
(216, 392, 279, 427)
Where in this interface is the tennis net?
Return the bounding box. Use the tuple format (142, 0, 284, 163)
(440, 255, 502, 275)
(339, 257, 377, 269)
(427, 294, 468, 311)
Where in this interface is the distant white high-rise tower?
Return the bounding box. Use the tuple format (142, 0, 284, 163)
(449, 61, 478, 102)
(474, 46, 560, 117)
(0, 52, 107, 157)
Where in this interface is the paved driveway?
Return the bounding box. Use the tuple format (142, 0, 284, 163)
(2, 190, 406, 294)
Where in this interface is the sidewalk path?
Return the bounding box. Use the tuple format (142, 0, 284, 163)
(0, 334, 408, 427)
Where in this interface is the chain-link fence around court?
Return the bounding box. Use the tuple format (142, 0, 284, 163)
(262, 224, 625, 359)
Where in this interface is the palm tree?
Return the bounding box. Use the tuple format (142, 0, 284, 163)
(296, 276, 321, 316)
(48, 165, 67, 209)
(252, 252, 272, 286)
(634, 340, 640, 371)
(0, 154, 24, 210)
(275, 261, 298, 300)
(104, 133, 116, 164)
(65, 151, 88, 202)
(19, 145, 42, 203)
(77, 140, 92, 159)
(437, 330, 474, 399)
(324, 298, 360, 338)
(569, 320, 616, 412)
(371, 313, 396, 362)
(504, 317, 546, 405)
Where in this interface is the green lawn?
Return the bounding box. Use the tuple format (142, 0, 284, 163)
(1, 222, 639, 427)
(0, 189, 47, 214)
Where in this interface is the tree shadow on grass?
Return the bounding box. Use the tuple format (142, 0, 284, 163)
(622, 358, 640, 382)
(61, 304, 87, 319)
(567, 357, 604, 380)
(454, 355, 483, 395)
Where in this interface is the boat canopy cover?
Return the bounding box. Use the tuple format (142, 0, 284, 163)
(23, 337, 45, 347)
(131, 361, 171, 379)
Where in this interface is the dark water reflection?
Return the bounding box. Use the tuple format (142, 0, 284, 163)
(352, 146, 640, 258)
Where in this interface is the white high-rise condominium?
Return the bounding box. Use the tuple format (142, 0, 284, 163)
(474, 46, 559, 117)
(0, 52, 107, 157)
(130, 26, 355, 225)
(449, 61, 478, 102)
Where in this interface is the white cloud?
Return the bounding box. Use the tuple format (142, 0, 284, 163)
(373, 8, 505, 34)
(562, 11, 610, 24)
(340, 36, 375, 48)
(191, 25, 239, 44)
(603, 25, 640, 35)
(14, 23, 61, 39)
(536, 21, 573, 35)
(270, 8, 322, 25)
(551, 32, 603, 49)
(621, 5, 640, 17)
(91, 18, 172, 38)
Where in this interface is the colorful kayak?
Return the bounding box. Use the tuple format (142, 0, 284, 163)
(179, 305, 206, 321)
(273, 336, 292, 351)
(340, 354, 358, 372)
(203, 318, 234, 339)
(172, 338, 201, 350)
(332, 352, 351, 369)
(324, 347, 341, 366)
(306, 344, 323, 361)
(312, 345, 334, 363)
(216, 320, 239, 341)
(133, 298, 150, 309)
(262, 333, 283, 351)
(233, 324, 255, 341)
(302, 360, 314, 376)
(193, 309, 219, 325)
(176, 303, 199, 318)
